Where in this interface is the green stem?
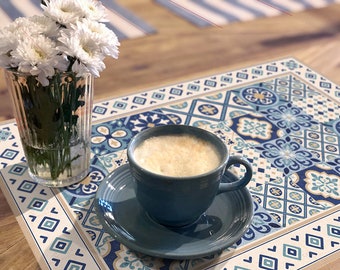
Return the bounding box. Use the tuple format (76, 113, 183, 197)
(17, 72, 86, 180)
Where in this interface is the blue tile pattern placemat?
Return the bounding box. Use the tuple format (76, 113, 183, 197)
(155, 0, 340, 27)
(0, 57, 339, 269)
(0, 0, 155, 40)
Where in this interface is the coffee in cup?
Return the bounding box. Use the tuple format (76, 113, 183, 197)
(127, 125, 252, 227)
(133, 134, 221, 177)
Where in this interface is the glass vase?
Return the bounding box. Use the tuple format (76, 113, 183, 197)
(5, 70, 93, 187)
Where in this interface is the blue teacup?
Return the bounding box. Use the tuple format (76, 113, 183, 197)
(127, 125, 252, 227)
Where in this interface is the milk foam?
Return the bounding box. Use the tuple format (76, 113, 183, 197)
(133, 134, 221, 177)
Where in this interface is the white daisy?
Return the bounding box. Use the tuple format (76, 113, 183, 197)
(0, 27, 16, 55)
(41, 0, 84, 26)
(72, 19, 119, 58)
(57, 28, 105, 77)
(11, 35, 68, 86)
(0, 0, 119, 83)
(27, 15, 60, 38)
(80, 0, 108, 22)
(0, 22, 27, 67)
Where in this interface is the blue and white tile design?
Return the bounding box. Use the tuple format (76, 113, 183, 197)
(91, 109, 174, 156)
(250, 175, 326, 227)
(327, 157, 340, 176)
(1, 58, 340, 270)
(229, 113, 282, 146)
(260, 102, 319, 134)
(290, 163, 340, 206)
(290, 123, 340, 163)
(0, 122, 25, 169)
(332, 118, 340, 136)
(293, 91, 340, 125)
(200, 205, 340, 270)
(255, 136, 320, 176)
(239, 85, 280, 108)
(0, 163, 107, 269)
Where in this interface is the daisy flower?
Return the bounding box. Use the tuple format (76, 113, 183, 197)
(80, 0, 108, 22)
(11, 35, 68, 86)
(26, 15, 60, 38)
(0, 19, 33, 67)
(0, 28, 16, 67)
(57, 27, 106, 77)
(71, 19, 119, 58)
(41, 0, 84, 26)
(0, 0, 119, 84)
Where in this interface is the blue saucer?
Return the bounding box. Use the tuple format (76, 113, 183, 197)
(94, 164, 253, 259)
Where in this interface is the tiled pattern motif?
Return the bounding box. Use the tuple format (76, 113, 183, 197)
(0, 122, 25, 167)
(0, 164, 106, 270)
(0, 58, 339, 269)
(90, 59, 340, 123)
(197, 205, 340, 270)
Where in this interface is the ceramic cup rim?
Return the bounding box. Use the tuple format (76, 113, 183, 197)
(127, 124, 229, 181)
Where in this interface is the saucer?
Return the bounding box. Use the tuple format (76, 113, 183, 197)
(94, 164, 253, 259)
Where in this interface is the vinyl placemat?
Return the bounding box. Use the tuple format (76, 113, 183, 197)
(1, 57, 340, 269)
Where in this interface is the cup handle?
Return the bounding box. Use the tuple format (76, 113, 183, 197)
(217, 156, 252, 193)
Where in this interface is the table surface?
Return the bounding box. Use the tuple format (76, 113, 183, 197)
(1, 57, 340, 270)
(1, 1, 340, 121)
(1, 1, 340, 269)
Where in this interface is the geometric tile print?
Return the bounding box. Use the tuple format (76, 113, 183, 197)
(332, 118, 340, 137)
(96, 78, 339, 269)
(90, 121, 333, 269)
(1, 58, 340, 270)
(259, 74, 340, 129)
(327, 157, 340, 176)
(260, 75, 310, 103)
(91, 109, 174, 156)
(161, 90, 255, 126)
(0, 163, 105, 270)
(0, 127, 12, 141)
(197, 205, 340, 270)
(207, 122, 327, 227)
(238, 84, 280, 109)
(0, 122, 26, 168)
(290, 163, 340, 206)
(228, 146, 285, 190)
(62, 162, 108, 198)
(80, 76, 340, 270)
(255, 135, 321, 176)
(290, 123, 340, 163)
(205, 121, 250, 153)
(229, 113, 282, 146)
(293, 90, 340, 125)
(260, 102, 319, 135)
(250, 175, 326, 228)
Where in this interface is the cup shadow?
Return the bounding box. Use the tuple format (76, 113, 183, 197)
(99, 196, 224, 254)
(166, 213, 223, 239)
